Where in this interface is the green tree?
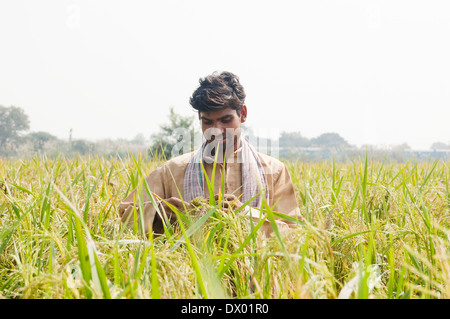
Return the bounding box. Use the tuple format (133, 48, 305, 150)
(311, 132, 350, 149)
(131, 133, 147, 146)
(148, 107, 199, 159)
(0, 105, 30, 151)
(431, 142, 450, 150)
(279, 131, 310, 148)
(392, 142, 411, 151)
(72, 139, 95, 155)
(27, 131, 58, 153)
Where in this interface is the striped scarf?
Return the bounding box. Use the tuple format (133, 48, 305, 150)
(183, 137, 267, 208)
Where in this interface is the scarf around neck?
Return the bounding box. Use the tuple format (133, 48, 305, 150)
(183, 137, 268, 208)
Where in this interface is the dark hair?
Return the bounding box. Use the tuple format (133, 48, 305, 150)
(189, 71, 246, 115)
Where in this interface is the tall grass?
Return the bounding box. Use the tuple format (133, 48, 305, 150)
(0, 153, 449, 299)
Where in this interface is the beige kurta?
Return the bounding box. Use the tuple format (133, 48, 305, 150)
(119, 148, 302, 237)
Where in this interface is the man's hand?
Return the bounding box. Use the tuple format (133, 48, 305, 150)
(214, 194, 243, 212)
(153, 197, 192, 234)
(163, 197, 192, 212)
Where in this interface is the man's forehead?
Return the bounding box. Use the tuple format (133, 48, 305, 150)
(199, 108, 237, 119)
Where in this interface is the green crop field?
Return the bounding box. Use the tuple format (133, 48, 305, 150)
(1, 154, 449, 299)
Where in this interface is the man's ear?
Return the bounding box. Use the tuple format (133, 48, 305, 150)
(240, 105, 247, 123)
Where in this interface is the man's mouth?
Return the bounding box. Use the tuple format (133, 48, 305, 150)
(209, 136, 227, 143)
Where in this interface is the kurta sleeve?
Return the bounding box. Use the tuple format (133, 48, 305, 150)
(118, 164, 167, 235)
(243, 163, 303, 237)
(271, 163, 302, 223)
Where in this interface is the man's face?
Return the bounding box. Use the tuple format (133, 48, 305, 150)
(198, 105, 247, 152)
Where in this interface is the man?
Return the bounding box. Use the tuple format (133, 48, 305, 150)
(119, 71, 302, 237)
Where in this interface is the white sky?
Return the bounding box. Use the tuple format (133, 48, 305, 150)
(1, 0, 449, 150)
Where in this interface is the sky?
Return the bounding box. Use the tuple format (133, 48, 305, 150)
(0, 0, 449, 150)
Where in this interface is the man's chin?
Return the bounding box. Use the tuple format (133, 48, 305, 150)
(207, 139, 227, 145)
(206, 139, 229, 153)
(206, 136, 240, 152)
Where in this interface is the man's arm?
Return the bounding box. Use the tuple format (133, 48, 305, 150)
(119, 164, 191, 236)
(252, 163, 303, 237)
(271, 163, 303, 224)
(217, 163, 302, 237)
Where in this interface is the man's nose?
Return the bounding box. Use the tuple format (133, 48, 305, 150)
(204, 127, 223, 140)
(212, 122, 226, 133)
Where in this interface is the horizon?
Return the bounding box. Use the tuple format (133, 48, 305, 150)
(20, 122, 448, 152)
(1, 1, 449, 150)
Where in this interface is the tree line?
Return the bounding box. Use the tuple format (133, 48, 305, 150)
(2, 104, 448, 161)
(0, 105, 146, 157)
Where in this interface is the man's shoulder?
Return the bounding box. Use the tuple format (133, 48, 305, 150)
(164, 151, 196, 167)
(257, 151, 285, 166)
(256, 152, 286, 176)
(154, 151, 195, 174)
(147, 151, 195, 179)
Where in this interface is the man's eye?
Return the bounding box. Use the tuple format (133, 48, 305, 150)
(222, 119, 231, 123)
(202, 120, 212, 125)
